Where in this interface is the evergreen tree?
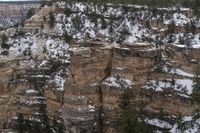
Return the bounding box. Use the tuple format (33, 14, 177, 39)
(0, 33, 9, 49)
(40, 0, 47, 7)
(52, 117, 66, 133)
(26, 8, 35, 19)
(31, 120, 42, 133)
(102, 3, 107, 13)
(117, 27, 131, 44)
(63, 31, 72, 44)
(192, 63, 200, 104)
(101, 17, 107, 29)
(64, 8, 72, 17)
(179, 35, 184, 44)
(108, 16, 115, 36)
(193, 0, 200, 16)
(191, 20, 196, 34)
(48, 11, 55, 28)
(17, 113, 25, 133)
(72, 15, 82, 32)
(167, 20, 176, 34)
(118, 87, 137, 133)
(117, 87, 152, 133)
(0, 33, 7, 44)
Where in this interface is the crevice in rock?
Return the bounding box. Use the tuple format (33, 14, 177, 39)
(97, 47, 114, 133)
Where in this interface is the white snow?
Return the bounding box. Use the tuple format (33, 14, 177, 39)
(163, 67, 194, 77)
(145, 118, 173, 129)
(8, 36, 38, 57)
(68, 47, 92, 55)
(103, 76, 133, 88)
(164, 13, 190, 26)
(170, 116, 200, 133)
(49, 75, 65, 91)
(143, 79, 193, 97)
(45, 38, 70, 63)
(25, 89, 39, 94)
(88, 105, 95, 112)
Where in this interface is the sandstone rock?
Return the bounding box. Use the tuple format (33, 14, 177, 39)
(69, 47, 92, 57)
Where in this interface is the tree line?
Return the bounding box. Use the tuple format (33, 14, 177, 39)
(63, 0, 200, 8)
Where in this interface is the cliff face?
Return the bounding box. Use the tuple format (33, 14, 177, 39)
(59, 43, 199, 132)
(0, 59, 35, 129)
(1, 1, 200, 133)
(0, 41, 199, 133)
(0, 2, 41, 29)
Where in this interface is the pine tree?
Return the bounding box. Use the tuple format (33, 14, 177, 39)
(17, 113, 25, 133)
(117, 87, 152, 133)
(48, 11, 55, 28)
(63, 31, 72, 44)
(64, 8, 72, 17)
(192, 63, 200, 104)
(193, 0, 200, 16)
(0, 33, 9, 49)
(167, 20, 176, 34)
(118, 88, 137, 133)
(117, 27, 131, 44)
(52, 117, 66, 133)
(191, 20, 196, 34)
(101, 17, 107, 29)
(72, 15, 82, 32)
(26, 8, 35, 19)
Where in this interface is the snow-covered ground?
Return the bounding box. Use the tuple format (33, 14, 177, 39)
(1, 1, 200, 132)
(145, 118, 173, 129)
(170, 115, 200, 133)
(143, 79, 193, 97)
(162, 66, 194, 78)
(145, 116, 200, 133)
(1, 31, 71, 93)
(51, 1, 200, 48)
(103, 76, 134, 88)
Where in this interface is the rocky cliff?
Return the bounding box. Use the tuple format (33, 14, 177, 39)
(1, 1, 200, 133)
(0, 1, 41, 29)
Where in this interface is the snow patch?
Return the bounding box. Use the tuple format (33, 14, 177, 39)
(103, 76, 133, 88)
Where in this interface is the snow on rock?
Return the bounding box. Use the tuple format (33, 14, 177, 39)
(162, 66, 194, 77)
(50, 75, 65, 91)
(19, 96, 45, 105)
(145, 118, 173, 129)
(38, 60, 48, 68)
(6, 36, 71, 93)
(164, 13, 190, 26)
(68, 47, 92, 56)
(103, 76, 133, 88)
(145, 116, 200, 132)
(88, 105, 95, 112)
(48, 68, 68, 92)
(173, 13, 190, 26)
(170, 116, 200, 133)
(54, 1, 66, 9)
(8, 35, 38, 57)
(25, 89, 39, 94)
(51, 2, 200, 47)
(173, 33, 200, 48)
(45, 38, 70, 63)
(1, 33, 71, 63)
(124, 20, 148, 44)
(143, 79, 193, 97)
(51, 3, 152, 44)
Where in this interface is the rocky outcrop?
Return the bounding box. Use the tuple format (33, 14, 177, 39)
(0, 41, 199, 133)
(1, 1, 200, 133)
(58, 43, 199, 132)
(0, 2, 41, 29)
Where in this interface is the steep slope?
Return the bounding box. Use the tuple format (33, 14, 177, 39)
(1, 1, 200, 133)
(0, 1, 41, 29)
